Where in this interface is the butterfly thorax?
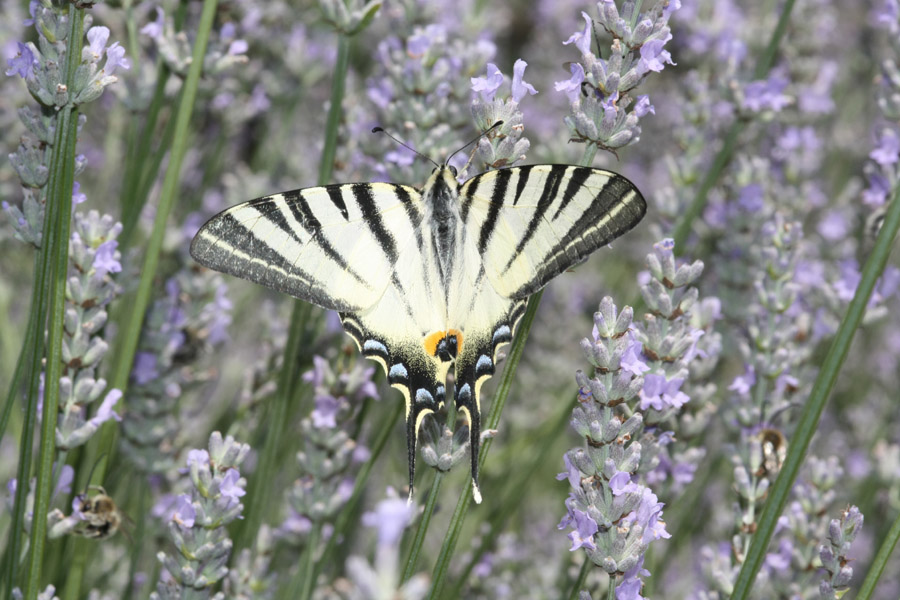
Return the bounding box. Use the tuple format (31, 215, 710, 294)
(423, 166, 463, 291)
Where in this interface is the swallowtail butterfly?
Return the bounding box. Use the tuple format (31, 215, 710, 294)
(191, 145, 646, 503)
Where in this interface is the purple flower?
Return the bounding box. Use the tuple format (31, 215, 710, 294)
(563, 12, 593, 56)
(621, 338, 650, 376)
(566, 508, 598, 551)
(407, 30, 433, 57)
(634, 487, 670, 543)
(23, 0, 38, 26)
(511, 59, 537, 103)
(132, 351, 159, 385)
(86, 26, 110, 63)
(554, 62, 585, 103)
(609, 469, 634, 495)
(72, 181, 87, 206)
(639, 374, 689, 411)
(186, 448, 210, 469)
(737, 183, 764, 212)
(870, 129, 899, 166)
(764, 538, 793, 572)
(141, 7, 165, 39)
(104, 43, 130, 74)
(728, 365, 755, 396)
(361, 494, 414, 546)
(311, 395, 340, 429)
(742, 76, 791, 112)
(863, 171, 891, 207)
(833, 260, 860, 302)
(93, 240, 122, 278)
(471, 63, 504, 102)
(634, 95, 655, 117)
(227, 39, 248, 56)
(639, 35, 675, 73)
(219, 468, 246, 502)
(6, 42, 36, 79)
(54, 465, 74, 499)
(873, 0, 900, 33)
(172, 494, 195, 528)
(817, 210, 849, 241)
(556, 452, 582, 489)
(616, 556, 651, 600)
(87, 389, 122, 427)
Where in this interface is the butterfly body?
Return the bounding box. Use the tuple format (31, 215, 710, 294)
(191, 163, 646, 502)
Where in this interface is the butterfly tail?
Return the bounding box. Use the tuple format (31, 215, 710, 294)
(454, 376, 484, 504)
(396, 363, 441, 504)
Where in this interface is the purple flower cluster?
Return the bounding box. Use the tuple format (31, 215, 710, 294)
(555, 0, 679, 153)
(282, 355, 379, 538)
(152, 432, 250, 599)
(55, 211, 124, 450)
(468, 59, 539, 172)
(358, 19, 496, 181)
(560, 239, 712, 599)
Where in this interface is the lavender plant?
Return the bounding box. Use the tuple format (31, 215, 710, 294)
(3, 0, 899, 599)
(151, 432, 250, 599)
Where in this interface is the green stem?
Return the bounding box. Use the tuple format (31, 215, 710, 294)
(293, 523, 322, 600)
(0, 258, 38, 449)
(670, 0, 796, 254)
(402, 471, 444, 582)
(857, 506, 900, 600)
(237, 301, 306, 550)
(318, 35, 350, 186)
(96, 0, 220, 483)
(730, 181, 900, 597)
(566, 556, 593, 600)
(23, 6, 85, 598)
(427, 291, 543, 600)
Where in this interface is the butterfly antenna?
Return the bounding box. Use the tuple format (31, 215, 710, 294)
(372, 127, 439, 168)
(444, 120, 504, 165)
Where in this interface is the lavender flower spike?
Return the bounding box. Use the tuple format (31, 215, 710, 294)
(556, 1, 678, 152)
(151, 432, 250, 600)
(470, 59, 538, 172)
(561, 239, 713, 598)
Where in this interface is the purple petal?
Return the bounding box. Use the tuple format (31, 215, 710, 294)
(471, 63, 504, 102)
(511, 59, 537, 102)
(563, 12, 593, 56)
(554, 62, 585, 104)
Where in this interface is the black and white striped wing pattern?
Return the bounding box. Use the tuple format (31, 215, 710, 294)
(459, 165, 647, 300)
(191, 163, 646, 505)
(190, 183, 422, 312)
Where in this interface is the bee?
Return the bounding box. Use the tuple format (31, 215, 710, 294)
(757, 428, 788, 478)
(74, 486, 125, 540)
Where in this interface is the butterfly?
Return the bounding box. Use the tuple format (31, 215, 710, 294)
(190, 154, 646, 503)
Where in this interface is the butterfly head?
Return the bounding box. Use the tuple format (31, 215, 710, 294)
(425, 165, 461, 198)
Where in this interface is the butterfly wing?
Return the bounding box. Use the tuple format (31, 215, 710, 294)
(460, 164, 647, 299)
(450, 165, 646, 500)
(190, 183, 423, 312)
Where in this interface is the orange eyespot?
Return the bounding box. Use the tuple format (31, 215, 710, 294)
(423, 329, 463, 357)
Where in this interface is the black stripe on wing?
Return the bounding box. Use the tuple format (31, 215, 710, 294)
(353, 183, 398, 262)
(501, 164, 567, 272)
(507, 172, 646, 298)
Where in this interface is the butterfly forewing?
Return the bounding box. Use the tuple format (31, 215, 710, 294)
(460, 165, 647, 300)
(190, 183, 423, 312)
